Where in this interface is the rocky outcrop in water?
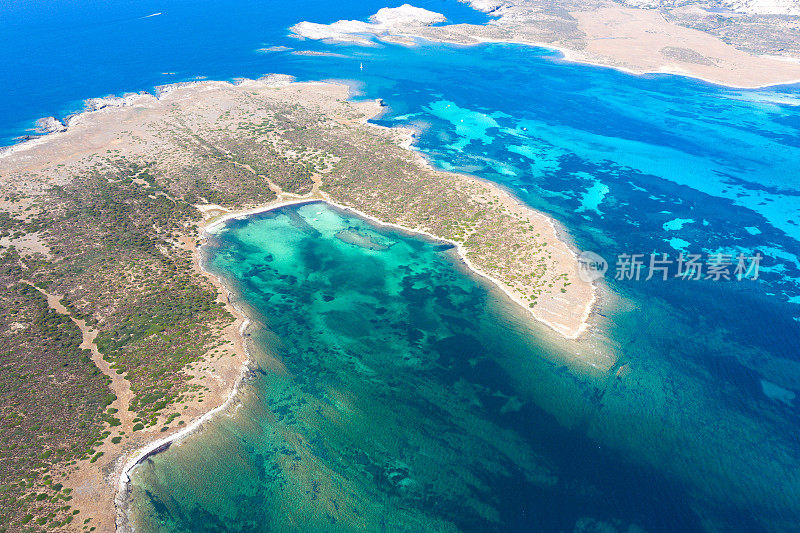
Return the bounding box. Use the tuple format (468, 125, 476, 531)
(34, 116, 67, 134)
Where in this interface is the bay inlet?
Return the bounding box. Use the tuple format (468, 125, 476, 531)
(126, 201, 705, 532)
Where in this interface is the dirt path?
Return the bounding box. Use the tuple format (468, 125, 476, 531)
(23, 281, 136, 531)
(25, 282, 136, 425)
(232, 160, 323, 200)
(232, 160, 285, 196)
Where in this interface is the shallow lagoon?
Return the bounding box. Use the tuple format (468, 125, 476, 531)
(128, 202, 799, 532)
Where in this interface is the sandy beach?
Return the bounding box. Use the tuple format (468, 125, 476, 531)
(204, 194, 596, 340)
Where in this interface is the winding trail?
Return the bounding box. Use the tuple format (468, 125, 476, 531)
(22, 281, 136, 533)
(231, 159, 323, 199)
(23, 281, 135, 422)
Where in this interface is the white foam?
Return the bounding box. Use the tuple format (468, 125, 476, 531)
(724, 0, 800, 15)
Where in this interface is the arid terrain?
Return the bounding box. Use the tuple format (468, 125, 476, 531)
(0, 77, 594, 531)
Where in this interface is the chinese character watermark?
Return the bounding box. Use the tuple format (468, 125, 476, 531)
(578, 251, 762, 282)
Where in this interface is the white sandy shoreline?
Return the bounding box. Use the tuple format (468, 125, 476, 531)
(114, 254, 257, 532)
(204, 194, 596, 340)
(355, 117, 599, 339)
(407, 34, 800, 90)
(112, 203, 599, 533)
(525, 41, 800, 90)
(114, 190, 598, 525)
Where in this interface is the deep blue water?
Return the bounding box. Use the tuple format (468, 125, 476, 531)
(0, 0, 486, 144)
(5, 1, 800, 530)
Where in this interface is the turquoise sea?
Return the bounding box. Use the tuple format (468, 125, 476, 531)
(3, 1, 800, 531)
(126, 202, 708, 531)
